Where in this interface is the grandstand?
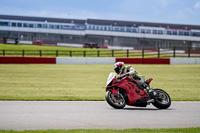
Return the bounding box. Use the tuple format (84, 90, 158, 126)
(0, 14, 200, 49)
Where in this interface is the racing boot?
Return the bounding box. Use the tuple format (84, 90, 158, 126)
(148, 89, 158, 98)
(143, 84, 158, 98)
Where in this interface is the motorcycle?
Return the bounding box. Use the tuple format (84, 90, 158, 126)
(105, 72, 171, 109)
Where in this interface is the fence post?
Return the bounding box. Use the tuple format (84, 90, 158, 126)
(70, 51, 72, 57)
(40, 50, 42, 57)
(112, 50, 114, 57)
(142, 48, 144, 58)
(56, 50, 58, 57)
(158, 47, 160, 58)
(83, 51, 86, 57)
(97, 50, 100, 57)
(22, 50, 24, 57)
(3, 50, 5, 56)
(173, 47, 176, 58)
(127, 49, 129, 58)
(188, 47, 191, 58)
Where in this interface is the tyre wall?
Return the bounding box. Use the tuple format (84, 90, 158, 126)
(0, 57, 56, 64)
(0, 57, 200, 64)
(170, 58, 200, 65)
(116, 58, 170, 64)
(56, 57, 116, 64)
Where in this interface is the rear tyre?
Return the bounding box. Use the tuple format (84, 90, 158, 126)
(105, 90, 126, 109)
(152, 89, 171, 109)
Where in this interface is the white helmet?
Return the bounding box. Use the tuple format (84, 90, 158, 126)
(114, 62, 125, 74)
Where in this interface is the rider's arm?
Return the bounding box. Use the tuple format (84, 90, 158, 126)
(117, 66, 136, 79)
(126, 66, 136, 76)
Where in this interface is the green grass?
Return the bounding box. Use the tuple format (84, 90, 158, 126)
(0, 43, 111, 57)
(0, 43, 124, 57)
(0, 128, 200, 133)
(0, 43, 97, 51)
(0, 43, 199, 58)
(0, 64, 200, 101)
(0, 43, 144, 57)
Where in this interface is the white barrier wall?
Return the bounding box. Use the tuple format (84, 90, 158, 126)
(56, 57, 116, 64)
(170, 58, 200, 65)
(57, 43, 83, 48)
(19, 41, 33, 44)
(56, 57, 200, 65)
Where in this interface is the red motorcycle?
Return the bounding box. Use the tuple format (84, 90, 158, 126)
(105, 72, 171, 109)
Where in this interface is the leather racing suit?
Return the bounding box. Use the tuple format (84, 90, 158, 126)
(117, 65, 146, 87)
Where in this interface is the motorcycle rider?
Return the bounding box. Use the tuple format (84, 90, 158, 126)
(113, 62, 157, 98)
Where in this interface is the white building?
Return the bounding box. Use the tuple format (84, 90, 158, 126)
(0, 14, 200, 49)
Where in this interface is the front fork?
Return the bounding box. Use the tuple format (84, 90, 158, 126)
(109, 88, 120, 97)
(117, 88, 120, 97)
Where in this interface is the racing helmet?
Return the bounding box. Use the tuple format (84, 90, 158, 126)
(114, 62, 125, 74)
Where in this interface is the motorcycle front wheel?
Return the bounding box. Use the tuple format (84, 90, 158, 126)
(152, 89, 171, 109)
(105, 90, 126, 109)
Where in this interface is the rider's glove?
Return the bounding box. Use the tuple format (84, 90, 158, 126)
(117, 73, 129, 79)
(125, 73, 130, 76)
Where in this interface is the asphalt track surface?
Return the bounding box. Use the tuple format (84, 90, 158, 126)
(0, 101, 200, 130)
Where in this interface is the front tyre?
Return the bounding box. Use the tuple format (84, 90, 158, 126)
(152, 89, 171, 109)
(105, 90, 126, 109)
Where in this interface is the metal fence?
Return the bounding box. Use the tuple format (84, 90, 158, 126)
(0, 47, 200, 58)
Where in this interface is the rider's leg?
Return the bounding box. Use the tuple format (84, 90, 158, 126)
(142, 82, 158, 98)
(136, 78, 157, 98)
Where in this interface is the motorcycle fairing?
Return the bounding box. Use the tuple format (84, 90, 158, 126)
(109, 89, 118, 96)
(111, 77, 148, 105)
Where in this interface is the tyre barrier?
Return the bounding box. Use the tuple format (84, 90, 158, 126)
(0, 57, 56, 64)
(170, 58, 200, 65)
(0, 57, 200, 64)
(116, 58, 170, 64)
(56, 57, 115, 64)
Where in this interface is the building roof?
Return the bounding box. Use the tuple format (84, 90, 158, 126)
(87, 19, 200, 30)
(0, 14, 200, 30)
(0, 14, 86, 24)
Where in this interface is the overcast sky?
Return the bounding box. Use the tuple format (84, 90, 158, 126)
(0, 0, 200, 25)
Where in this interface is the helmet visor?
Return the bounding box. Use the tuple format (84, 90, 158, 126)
(114, 67, 120, 74)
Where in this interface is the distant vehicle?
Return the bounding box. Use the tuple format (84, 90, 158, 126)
(83, 43, 99, 48)
(3, 37, 18, 44)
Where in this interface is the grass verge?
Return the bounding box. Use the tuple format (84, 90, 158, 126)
(0, 43, 151, 58)
(0, 44, 129, 57)
(0, 64, 200, 101)
(0, 128, 200, 133)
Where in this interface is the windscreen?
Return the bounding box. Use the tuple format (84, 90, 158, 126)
(106, 72, 116, 85)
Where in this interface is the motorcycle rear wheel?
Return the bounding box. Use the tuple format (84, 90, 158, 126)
(152, 89, 171, 109)
(105, 90, 126, 109)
